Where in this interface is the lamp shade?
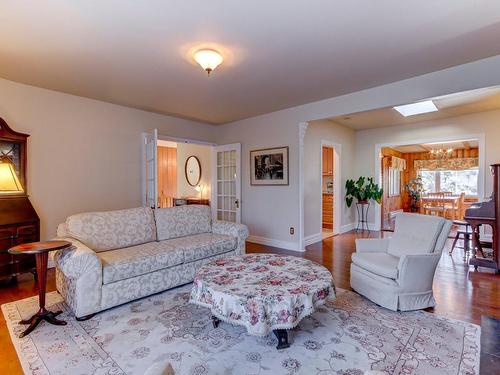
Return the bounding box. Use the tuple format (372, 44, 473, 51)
(0, 161, 24, 193)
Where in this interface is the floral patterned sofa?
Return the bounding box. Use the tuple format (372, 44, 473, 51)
(53, 205, 248, 319)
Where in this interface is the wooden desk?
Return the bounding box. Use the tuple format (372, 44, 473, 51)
(174, 198, 210, 206)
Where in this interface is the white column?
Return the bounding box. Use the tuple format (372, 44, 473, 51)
(298, 122, 309, 251)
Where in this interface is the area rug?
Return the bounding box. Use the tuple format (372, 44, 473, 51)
(2, 285, 480, 375)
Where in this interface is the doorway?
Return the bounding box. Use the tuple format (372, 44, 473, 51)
(322, 146, 334, 238)
(377, 136, 484, 231)
(320, 141, 341, 238)
(143, 132, 242, 223)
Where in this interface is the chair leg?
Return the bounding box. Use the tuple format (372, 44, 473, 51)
(450, 232, 460, 255)
(463, 233, 471, 261)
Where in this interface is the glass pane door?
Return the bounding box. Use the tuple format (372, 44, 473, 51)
(213, 144, 241, 223)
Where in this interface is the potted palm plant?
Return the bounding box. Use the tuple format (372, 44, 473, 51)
(345, 177, 383, 208)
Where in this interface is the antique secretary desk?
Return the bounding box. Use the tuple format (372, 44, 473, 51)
(0, 117, 39, 282)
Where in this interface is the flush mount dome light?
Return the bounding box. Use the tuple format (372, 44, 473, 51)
(393, 100, 438, 117)
(194, 49, 223, 76)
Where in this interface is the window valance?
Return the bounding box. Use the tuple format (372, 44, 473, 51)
(390, 156, 406, 171)
(414, 157, 478, 171)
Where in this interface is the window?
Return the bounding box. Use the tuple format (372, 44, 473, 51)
(388, 167, 401, 196)
(418, 168, 478, 196)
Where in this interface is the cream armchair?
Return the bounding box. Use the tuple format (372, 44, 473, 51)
(350, 213, 452, 311)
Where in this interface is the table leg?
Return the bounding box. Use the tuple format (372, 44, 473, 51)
(212, 316, 220, 329)
(273, 329, 290, 350)
(18, 252, 66, 338)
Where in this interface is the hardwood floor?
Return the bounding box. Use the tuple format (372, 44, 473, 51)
(0, 231, 498, 374)
(249, 231, 500, 325)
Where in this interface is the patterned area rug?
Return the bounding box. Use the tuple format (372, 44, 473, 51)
(2, 285, 479, 375)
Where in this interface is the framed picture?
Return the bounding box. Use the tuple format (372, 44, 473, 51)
(250, 146, 289, 186)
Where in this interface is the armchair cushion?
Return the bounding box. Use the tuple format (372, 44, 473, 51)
(387, 213, 445, 257)
(155, 205, 212, 241)
(351, 253, 399, 279)
(355, 238, 389, 253)
(66, 207, 156, 252)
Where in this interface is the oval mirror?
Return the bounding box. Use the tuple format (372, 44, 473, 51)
(185, 155, 201, 186)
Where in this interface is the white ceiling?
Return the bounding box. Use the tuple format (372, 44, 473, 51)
(1, 1, 500, 124)
(331, 86, 500, 130)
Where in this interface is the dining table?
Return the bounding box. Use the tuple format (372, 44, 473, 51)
(420, 195, 461, 219)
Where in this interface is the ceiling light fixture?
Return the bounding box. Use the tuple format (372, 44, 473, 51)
(193, 49, 223, 76)
(393, 100, 438, 117)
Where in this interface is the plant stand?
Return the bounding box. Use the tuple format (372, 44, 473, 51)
(355, 202, 370, 232)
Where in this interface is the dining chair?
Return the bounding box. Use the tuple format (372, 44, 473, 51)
(445, 192, 465, 220)
(450, 219, 472, 261)
(423, 192, 447, 217)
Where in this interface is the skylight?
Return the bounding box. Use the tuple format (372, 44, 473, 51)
(393, 100, 438, 117)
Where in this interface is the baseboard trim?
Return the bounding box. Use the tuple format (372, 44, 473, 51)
(304, 233, 322, 246)
(340, 222, 379, 233)
(340, 223, 354, 233)
(247, 235, 303, 252)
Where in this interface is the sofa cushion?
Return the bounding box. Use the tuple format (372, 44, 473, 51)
(154, 205, 212, 241)
(99, 241, 184, 284)
(66, 207, 156, 252)
(387, 213, 445, 257)
(162, 233, 237, 262)
(351, 253, 399, 279)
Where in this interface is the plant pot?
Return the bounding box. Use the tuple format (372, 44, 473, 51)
(357, 200, 369, 205)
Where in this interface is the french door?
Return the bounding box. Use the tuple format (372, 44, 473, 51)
(143, 129, 158, 208)
(212, 143, 241, 223)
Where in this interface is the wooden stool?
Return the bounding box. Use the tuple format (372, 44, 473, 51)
(450, 220, 472, 261)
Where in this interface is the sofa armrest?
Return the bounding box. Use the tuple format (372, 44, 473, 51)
(54, 238, 102, 279)
(212, 220, 249, 255)
(397, 253, 441, 290)
(355, 238, 389, 253)
(53, 238, 103, 318)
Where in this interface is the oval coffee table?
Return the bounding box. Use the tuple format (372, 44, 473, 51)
(190, 253, 335, 349)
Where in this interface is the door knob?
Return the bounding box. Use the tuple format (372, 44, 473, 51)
(235, 199, 240, 209)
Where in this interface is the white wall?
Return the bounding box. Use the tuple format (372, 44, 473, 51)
(176, 143, 212, 199)
(304, 120, 356, 238)
(217, 54, 500, 250)
(355, 109, 500, 224)
(0, 78, 216, 239)
(4, 54, 500, 247)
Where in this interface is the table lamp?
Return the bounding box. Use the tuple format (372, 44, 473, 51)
(0, 158, 24, 194)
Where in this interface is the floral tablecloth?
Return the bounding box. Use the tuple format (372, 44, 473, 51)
(189, 253, 335, 336)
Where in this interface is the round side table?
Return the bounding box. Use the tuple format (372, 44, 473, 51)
(8, 240, 72, 338)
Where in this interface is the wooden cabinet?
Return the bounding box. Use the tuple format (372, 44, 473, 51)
(0, 118, 39, 282)
(0, 221, 39, 280)
(322, 147, 334, 176)
(322, 193, 333, 229)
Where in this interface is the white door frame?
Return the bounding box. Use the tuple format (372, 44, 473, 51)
(211, 143, 242, 223)
(298, 122, 343, 250)
(141, 129, 158, 208)
(298, 122, 309, 251)
(373, 133, 486, 230)
(320, 140, 342, 236)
